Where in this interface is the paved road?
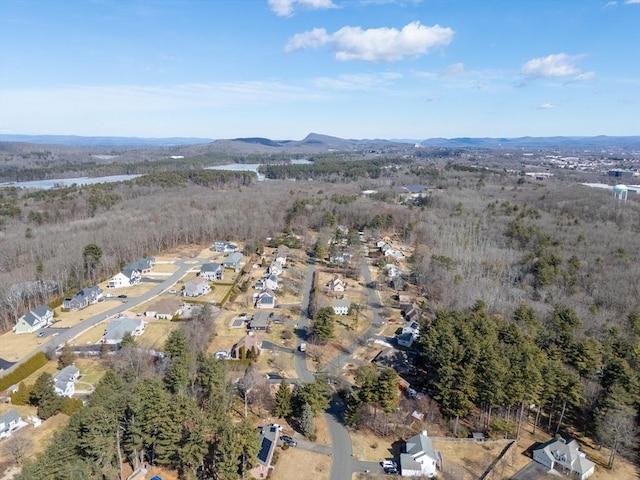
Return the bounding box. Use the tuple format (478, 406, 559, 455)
(1, 259, 201, 377)
(291, 246, 397, 480)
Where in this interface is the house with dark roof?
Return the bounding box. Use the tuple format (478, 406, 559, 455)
(255, 289, 276, 309)
(248, 312, 272, 331)
(533, 438, 595, 480)
(62, 285, 104, 311)
(404, 303, 422, 324)
(0, 410, 26, 439)
(107, 258, 154, 289)
(53, 365, 80, 397)
(103, 318, 145, 345)
(400, 430, 439, 477)
(250, 424, 281, 479)
(264, 274, 279, 291)
(199, 262, 224, 281)
(108, 268, 141, 289)
(14, 305, 54, 334)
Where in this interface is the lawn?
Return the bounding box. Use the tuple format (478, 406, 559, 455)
(137, 320, 179, 350)
(53, 299, 119, 328)
(270, 447, 331, 480)
(0, 331, 43, 362)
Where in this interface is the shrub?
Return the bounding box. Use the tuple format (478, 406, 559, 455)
(0, 352, 48, 392)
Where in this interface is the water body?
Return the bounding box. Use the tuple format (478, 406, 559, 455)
(207, 159, 312, 182)
(0, 174, 142, 190)
(0, 160, 313, 189)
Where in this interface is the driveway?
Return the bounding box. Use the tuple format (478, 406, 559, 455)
(510, 461, 556, 480)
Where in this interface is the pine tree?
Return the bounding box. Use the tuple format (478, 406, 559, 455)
(377, 367, 400, 413)
(312, 306, 335, 342)
(273, 379, 293, 418)
(57, 343, 76, 369)
(164, 330, 191, 394)
(236, 417, 260, 472)
(29, 372, 62, 420)
(301, 402, 315, 438)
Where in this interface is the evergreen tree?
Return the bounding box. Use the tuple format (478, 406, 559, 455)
(377, 367, 400, 413)
(236, 417, 260, 472)
(29, 372, 62, 420)
(213, 420, 242, 480)
(300, 402, 316, 438)
(57, 343, 76, 369)
(120, 331, 138, 348)
(294, 377, 332, 416)
(273, 379, 293, 418)
(164, 330, 191, 394)
(312, 306, 335, 342)
(82, 243, 103, 282)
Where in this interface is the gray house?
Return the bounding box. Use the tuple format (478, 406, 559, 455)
(14, 305, 54, 334)
(0, 410, 26, 439)
(53, 365, 80, 397)
(222, 252, 244, 272)
(250, 424, 281, 479)
(533, 438, 595, 480)
(103, 318, 145, 344)
(400, 430, 438, 478)
(199, 262, 224, 281)
(63, 285, 103, 311)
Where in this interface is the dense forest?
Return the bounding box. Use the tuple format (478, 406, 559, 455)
(1, 155, 639, 476)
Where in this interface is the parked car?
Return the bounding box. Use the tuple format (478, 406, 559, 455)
(105, 293, 114, 298)
(280, 435, 297, 447)
(117, 294, 127, 299)
(37, 331, 47, 337)
(299, 343, 307, 352)
(168, 289, 177, 294)
(381, 460, 398, 474)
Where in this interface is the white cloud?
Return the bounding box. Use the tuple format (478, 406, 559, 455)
(625, 0, 640, 4)
(537, 103, 556, 109)
(603, 1, 617, 6)
(285, 21, 454, 61)
(268, 0, 337, 17)
(441, 62, 464, 76)
(521, 53, 595, 83)
(284, 28, 331, 52)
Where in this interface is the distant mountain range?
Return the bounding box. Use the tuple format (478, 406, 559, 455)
(0, 134, 214, 147)
(1, 133, 638, 151)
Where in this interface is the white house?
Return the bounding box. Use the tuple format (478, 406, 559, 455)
(199, 262, 224, 281)
(103, 318, 145, 345)
(400, 430, 438, 478)
(533, 438, 595, 480)
(222, 252, 244, 272)
(327, 276, 345, 293)
(264, 274, 279, 291)
(255, 289, 276, 309)
(14, 305, 54, 334)
(0, 410, 27, 439)
(107, 258, 153, 289)
(268, 260, 284, 276)
(183, 278, 211, 297)
(53, 365, 80, 397)
(107, 268, 141, 289)
(332, 297, 351, 316)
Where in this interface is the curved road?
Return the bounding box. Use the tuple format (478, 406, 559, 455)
(1, 259, 202, 376)
(293, 252, 386, 480)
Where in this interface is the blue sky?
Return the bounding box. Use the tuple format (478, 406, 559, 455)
(0, 0, 639, 140)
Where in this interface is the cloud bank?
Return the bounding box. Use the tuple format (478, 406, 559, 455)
(285, 21, 454, 61)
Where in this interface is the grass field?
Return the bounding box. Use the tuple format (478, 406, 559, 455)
(271, 447, 331, 480)
(0, 331, 44, 362)
(137, 320, 179, 350)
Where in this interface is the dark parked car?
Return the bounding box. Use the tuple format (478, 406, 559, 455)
(279, 435, 297, 447)
(117, 294, 127, 299)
